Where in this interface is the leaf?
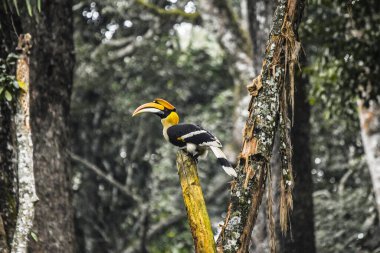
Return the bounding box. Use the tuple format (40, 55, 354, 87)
(6, 53, 19, 62)
(0, 86, 4, 94)
(12, 0, 19, 15)
(309, 97, 316, 106)
(18, 81, 27, 92)
(5, 90, 12, 101)
(26, 0, 32, 16)
(30, 231, 38, 242)
(37, 0, 41, 12)
(13, 80, 19, 89)
(3, 1, 8, 14)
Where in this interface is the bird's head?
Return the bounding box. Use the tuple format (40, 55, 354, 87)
(132, 98, 179, 126)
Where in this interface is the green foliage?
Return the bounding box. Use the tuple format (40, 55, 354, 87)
(3, 0, 41, 16)
(148, 226, 193, 253)
(30, 231, 38, 242)
(0, 53, 19, 102)
(303, 0, 380, 115)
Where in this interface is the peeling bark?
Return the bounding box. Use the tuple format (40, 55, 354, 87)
(11, 34, 38, 253)
(216, 0, 305, 252)
(359, 100, 380, 218)
(176, 151, 216, 253)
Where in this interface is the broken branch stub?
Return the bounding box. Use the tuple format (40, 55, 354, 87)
(176, 151, 216, 253)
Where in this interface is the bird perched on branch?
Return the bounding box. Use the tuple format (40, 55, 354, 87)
(132, 98, 237, 177)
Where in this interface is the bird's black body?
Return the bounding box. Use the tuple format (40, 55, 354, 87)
(167, 123, 221, 148)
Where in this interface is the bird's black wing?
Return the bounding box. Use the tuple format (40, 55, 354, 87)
(167, 123, 222, 147)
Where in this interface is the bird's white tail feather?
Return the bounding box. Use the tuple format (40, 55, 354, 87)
(210, 146, 237, 177)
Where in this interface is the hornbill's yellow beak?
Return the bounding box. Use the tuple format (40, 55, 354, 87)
(132, 98, 175, 118)
(132, 102, 165, 117)
(132, 98, 176, 117)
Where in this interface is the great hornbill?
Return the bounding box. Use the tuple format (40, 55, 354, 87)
(132, 98, 237, 177)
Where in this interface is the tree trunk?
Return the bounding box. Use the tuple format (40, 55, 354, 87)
(0, 95, 17, 253)
(21, 1, 76, 252)
(11, 33, 38, 253)
(283, 74, 316, 253)
(216, 0, 306, 251)
(359, 100, 380, 218)
(246, 0, 315, 250)
(246, 1, 277, 251)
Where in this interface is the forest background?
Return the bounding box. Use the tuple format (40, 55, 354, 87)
(0, 0, 380, 252)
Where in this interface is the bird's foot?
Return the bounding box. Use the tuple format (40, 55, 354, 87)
(183, 150, 199, 163)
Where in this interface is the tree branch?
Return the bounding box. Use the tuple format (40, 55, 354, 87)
(69, 151, 142, 205)
(11, 33, 38, 253)
(135, 0, 201, 24)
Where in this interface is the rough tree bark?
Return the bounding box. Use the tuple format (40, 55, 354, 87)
(21, 1, 77, 252)
(359, 100, 380, 218)
(245, 1, 277, 251)
(216, 0, 305, 252)
(176, 150, 216, 253)
(11, 34, 38, 253)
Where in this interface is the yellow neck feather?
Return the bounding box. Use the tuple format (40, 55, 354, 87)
(161, 112, 179, 128)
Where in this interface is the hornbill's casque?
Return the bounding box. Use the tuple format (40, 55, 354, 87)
(132, 98, 237, 177)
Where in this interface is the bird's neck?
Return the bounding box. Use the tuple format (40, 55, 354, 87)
(161, 112, 179, 129)
(161, 112, 179, 142)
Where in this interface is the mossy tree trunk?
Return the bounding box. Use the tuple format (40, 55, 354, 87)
(176, 151, 216, 253)
(11, 33, 38, 253)
(216, 0, 305, 252)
